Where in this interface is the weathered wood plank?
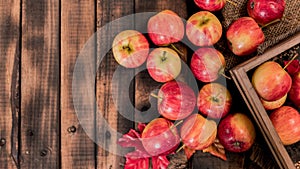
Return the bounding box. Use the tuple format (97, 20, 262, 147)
(96, 0, 135, 168)
(20, 0, 59, 168)
(0, 0, 20, 168)
(61, 0, 96, 168)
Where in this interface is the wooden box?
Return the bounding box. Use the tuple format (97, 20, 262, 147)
(230, 32, 300, 169)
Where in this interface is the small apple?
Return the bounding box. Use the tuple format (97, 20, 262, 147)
(197, 83, 232, 119)
(157, 81, 196, 120)
(194, 0, 226, 11)
(260, 94, 287, 110)
(190, 48, 226, 82)
(148, 10, 184, 46)
(226, 17, 265, 56)
(247, 0, 285, 26)
(269, 106, 300, 145)
(186, 11, 222, 46)
(112, 30, 149, 68)
(147, 47, 181, 82)
(252, 61, 292, 101)
(218, 113, 256, 153)
(141, 118, 180, 156)
(289, 71, 300, 107)
(180, 114, 217, 150)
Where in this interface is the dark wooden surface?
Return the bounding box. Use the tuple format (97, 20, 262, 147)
(0, 0, 281, 168)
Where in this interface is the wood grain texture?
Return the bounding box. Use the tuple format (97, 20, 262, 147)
(96, 1, 135, 168)
(61, 0, 96, 168)
(0, 0, 20, 168)
(20, 0, 59, 168)
(134, 0, 189, 123)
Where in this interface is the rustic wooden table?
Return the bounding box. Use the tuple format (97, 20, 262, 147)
(0, 0, 279, 168)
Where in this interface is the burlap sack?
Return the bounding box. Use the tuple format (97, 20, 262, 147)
(221, 0, 300, 54)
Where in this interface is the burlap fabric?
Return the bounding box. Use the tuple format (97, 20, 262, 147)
(221, 0, 300, 54)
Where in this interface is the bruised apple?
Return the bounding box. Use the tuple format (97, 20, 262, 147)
(218, 113, 256, 152)
(186, 11, 222, 46)
(180, 114, 217, 150)
(190, 48, 226, 83)
(112, 30, 149, 68)
(226, 17, 265, 56)
(141, 118, 180, 156)
(148, 10, 184, 46)
(194, 0, 226, 11)
(269, 106, 300, 145)
(252, 61, 292, 101)
(157, 81, 196, 120)
(197, 83, 232, 119)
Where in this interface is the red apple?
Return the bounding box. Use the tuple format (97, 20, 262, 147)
(148, 10, 184, 46)
(141, 118, 180, 156)
(157, 81, 196, 120)
(247, 0, 285, 26)
(226, 17, 265, 56)
(190, 48, 226, 82)
(197, 83, 232, 119)
(218, 113, 256, 152)
(269, 106, 300, 145)
(180, 114, 217, 150)
(112, 30, 149, 68)
(147, 47, 181, 82)
(260, 94, 287, 110)
(252, 61, 292, 101)
(186, 11, 222, 46)
(194, 0, 226, 11)
(289, 71, 300, 107)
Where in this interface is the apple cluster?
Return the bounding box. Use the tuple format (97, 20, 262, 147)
(193, 0, 285, 56)
(252, 59, 300, 146)
(112, 8, 260, 164)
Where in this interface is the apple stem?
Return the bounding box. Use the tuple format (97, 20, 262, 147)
(220, 72, 232, 80)
(170, 44, 185, 57)
(226, 0, 237, 7)
(283, 53, 299, 70)
(260, 19, 281, 29)
(173, 120, 184, 128)
(150, 92, 163, 100)
(176, 144, 185, 154)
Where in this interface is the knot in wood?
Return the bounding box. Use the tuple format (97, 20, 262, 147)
(0, 138, 6, 146)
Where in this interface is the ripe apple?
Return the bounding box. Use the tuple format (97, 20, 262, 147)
(197, 83, 232, 119)
(146, 47, 181, 82)
(252, 61, 292, 101)
(157, 81, 196, 120)
(289, 71, 300, 107)
(141, 118, 180, 156)
(260, 94, 287, 110)
(190, 48, 226, 82)
(218, 113, 256, 152)
(226, 17, 265, 56)
(194, 0, 226, 11)
(148, 10, 184, 46)
(112, 30, 149, 68)
(180, 114, 217, 150)
(186, 11, 222, 46)
(269, 106, 300, 145)
(247, 0, 285, 26)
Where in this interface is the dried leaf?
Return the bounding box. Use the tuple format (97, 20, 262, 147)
(124, 156, 149, 169)
(202, 138, 227, 161)
(167, 150, 188, 169)
(138, 123, 147, 133)
(183, 146, 196, 159)
(152, 156, 169, 169)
